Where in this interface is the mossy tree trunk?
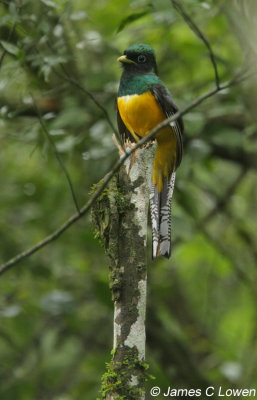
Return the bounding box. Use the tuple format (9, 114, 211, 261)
(92, 144, 156, 400)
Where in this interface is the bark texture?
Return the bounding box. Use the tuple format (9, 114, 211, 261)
(92, 144, 156, 400)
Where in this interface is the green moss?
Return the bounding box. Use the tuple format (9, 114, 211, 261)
(89, 180, 109, 200)
(98, 348, 149, 400)
(91, 174, 137, 301)
(114, 184, 133, 215)
(91, 176, 132, 213)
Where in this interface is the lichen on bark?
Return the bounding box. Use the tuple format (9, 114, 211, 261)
(92, 144, 156, 400)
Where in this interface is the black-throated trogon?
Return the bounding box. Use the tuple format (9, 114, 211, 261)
(117, 44, 183, 258)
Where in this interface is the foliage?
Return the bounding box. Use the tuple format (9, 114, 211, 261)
(98, 348, 149, 400)
(0, 0, 257, 398)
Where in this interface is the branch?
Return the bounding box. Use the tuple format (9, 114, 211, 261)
(171, 0, 220, 88)
(93, 146, 154, 398)
(32, 96, 80, 213)
(188, 167, 257, 297)
(53, 66, 121, 144)
(0, 21, 17, 69)
(0, 150, 139, 277)
(45, 39, 122, 147)
(197, 167, 247, 227)
(0, 72, 248, 277)
(202, 228, 257, 298)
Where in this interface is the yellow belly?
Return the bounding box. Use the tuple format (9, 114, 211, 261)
(117, 91, 166, 137)
(117, 91, 177, 192)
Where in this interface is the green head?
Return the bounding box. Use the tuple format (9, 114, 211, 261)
(118, 44, 158, 75)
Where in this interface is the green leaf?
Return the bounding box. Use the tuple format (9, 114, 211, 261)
(40, 64, 51, 82)
(0, 40, 19, 56)
(55, 136, 77, 152)
(70, 11, 88, 21)
(116, 9, 151, 33)
(210, 128, 243, 148)
(40, 0, 60, 9)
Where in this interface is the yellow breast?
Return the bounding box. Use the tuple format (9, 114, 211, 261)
(117, 90, 177, 192)
(117, 91, 165, 137)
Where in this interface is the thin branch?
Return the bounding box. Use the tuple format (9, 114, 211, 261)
(0, 48, 7, 68)
(198, 169, 257, 296)
(45, 39, 122, 147)
(171, 0, 220, 88)
(202, 228, 257, 298)
(32, 96, 81, 213)
(53, 66, 121, 142)
(0, 22, 17, 69)
(198, 167, 247, 227)
(0, 72, 249, 277)
(0, 163, 125, 277)
(173, 167, 257, 297)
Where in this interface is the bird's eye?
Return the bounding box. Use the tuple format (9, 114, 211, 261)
(137, 54, 146, 63)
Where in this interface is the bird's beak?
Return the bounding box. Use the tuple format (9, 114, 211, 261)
(117, 55, 136, 64)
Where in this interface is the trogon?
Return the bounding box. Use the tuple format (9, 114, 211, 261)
(117, 44, 183, 258)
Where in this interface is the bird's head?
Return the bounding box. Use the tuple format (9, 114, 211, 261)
(118, 44, 158, 75)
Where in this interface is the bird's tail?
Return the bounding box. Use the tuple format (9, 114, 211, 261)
(150, 171, 176, 258)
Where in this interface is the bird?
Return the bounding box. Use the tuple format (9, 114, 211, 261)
(117, 43, 183, 258)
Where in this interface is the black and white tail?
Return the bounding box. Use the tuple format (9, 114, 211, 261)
(150, 171, 176, 258)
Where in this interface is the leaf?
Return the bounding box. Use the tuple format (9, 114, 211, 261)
(9, 2, 19, 18)
(1, 305, 21, 318)
(55, 136, 77, 152)
(210, 128, 243, 148)
(43, 55, 67, 66)
(51, 107, 88, 128)
(0, 40, 19, 56)
(116, 9, 151, 33)
(40, 0, 60, 9)
(40, 290, 74, 315)
(70, 11, 88, 21)
(40, 64, 51, 82)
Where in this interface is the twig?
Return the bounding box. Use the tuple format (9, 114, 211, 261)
(46, 38, 123, 149)
(171, 167, 257, 296)
(171, 0, 220, 88)
(202, 228, 257, 298)
(198, 167, 247, 227)
(0, 22, 17, 69)
(0, 163, 125, 276)
(198, 168, 257, 296)
(32, 96, 81, 213)
(0, 72, 249, 277)
(53, 66, 120, 142)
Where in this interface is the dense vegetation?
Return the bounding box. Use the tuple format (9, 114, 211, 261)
(0, 0, 256, 398)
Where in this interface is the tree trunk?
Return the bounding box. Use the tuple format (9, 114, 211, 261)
(92, 144, 156, 399)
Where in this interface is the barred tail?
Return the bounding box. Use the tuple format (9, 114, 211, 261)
(150, 181, 160, 258)
(150, 171, 176, 259)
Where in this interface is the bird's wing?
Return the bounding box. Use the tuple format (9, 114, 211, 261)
(117, 102, 137, 143)
(150, 84, 183, 168)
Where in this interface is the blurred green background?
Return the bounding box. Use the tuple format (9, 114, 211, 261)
(0, 0, 257, 398)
